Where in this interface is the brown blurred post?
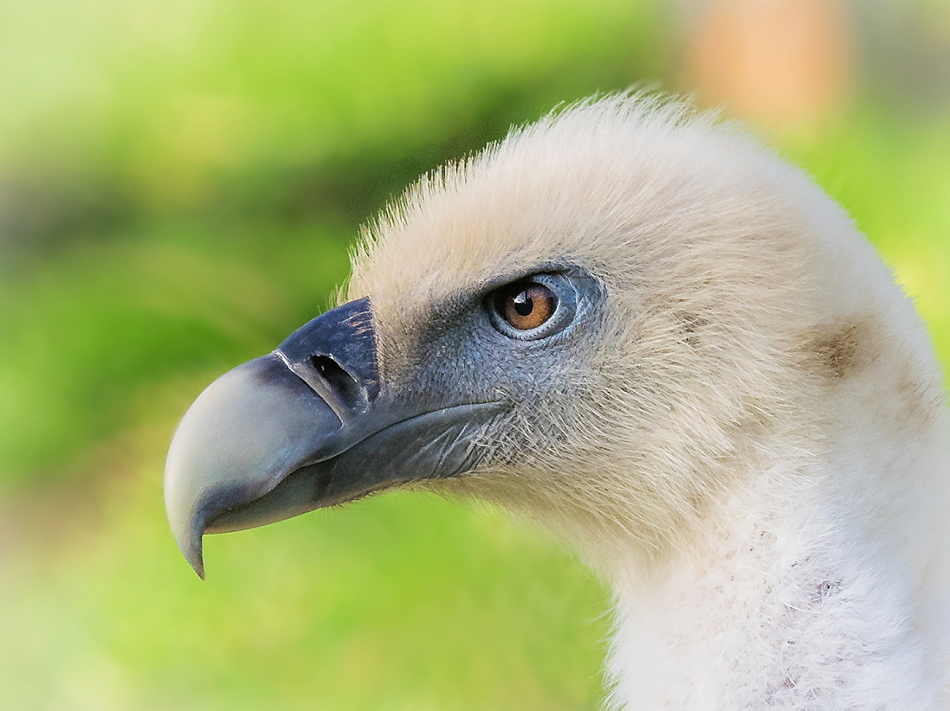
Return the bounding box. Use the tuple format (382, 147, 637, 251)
(682, 0, 855, 131)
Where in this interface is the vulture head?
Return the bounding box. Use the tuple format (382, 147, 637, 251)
(165, 95, 950, 706)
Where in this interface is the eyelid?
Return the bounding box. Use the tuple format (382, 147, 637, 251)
(476, 264, 573, 295)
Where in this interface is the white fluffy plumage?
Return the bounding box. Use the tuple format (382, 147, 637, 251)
(346, 94, 950, 708)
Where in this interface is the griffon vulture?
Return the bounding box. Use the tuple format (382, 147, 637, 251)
(164, 94, 950, 707)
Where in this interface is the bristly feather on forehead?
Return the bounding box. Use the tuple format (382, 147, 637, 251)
(345, 92, 817, 338)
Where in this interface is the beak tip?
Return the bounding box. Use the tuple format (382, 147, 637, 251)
(170, 510, 207, 580)
(182, 537, 206, 580)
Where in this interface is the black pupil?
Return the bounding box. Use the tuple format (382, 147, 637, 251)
(513, 291, 533, 316)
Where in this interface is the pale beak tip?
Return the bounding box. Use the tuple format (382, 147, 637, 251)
(168, 498, 207, 580)
(180, 528, 207, 580)
(188, 548, 206, 581)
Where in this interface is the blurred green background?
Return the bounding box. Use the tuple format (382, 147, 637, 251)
(0, 0, 947, 708)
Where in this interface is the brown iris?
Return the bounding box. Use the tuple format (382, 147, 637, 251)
(497, 282, 558, 331)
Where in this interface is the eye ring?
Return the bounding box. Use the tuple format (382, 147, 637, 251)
(486, 274, 577, 341)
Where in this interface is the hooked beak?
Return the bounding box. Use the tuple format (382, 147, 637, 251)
(164, 298, 505, 578)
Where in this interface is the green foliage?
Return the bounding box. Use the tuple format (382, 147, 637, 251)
(0, 221, 350, 479)
(0, 0, 947, 708)
(0, 0, 667, 219)
(0, 0, 671, 480)
(1, 468, 610, 709)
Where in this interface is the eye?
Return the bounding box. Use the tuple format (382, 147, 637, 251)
(497, 282, 558, 331)
(486, 274, 578, 341)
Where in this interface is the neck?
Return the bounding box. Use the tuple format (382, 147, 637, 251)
(602, 431, 950, 709)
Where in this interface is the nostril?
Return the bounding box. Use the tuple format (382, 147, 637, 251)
(309, 355, 362, 410)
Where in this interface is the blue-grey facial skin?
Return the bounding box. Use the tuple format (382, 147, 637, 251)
(164, 265, 606, 577)
(389, 266, 605, 408)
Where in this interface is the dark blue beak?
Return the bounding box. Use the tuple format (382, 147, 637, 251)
(164, 298, 505, 578)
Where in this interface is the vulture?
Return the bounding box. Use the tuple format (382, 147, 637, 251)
(165, 94, 950, 708)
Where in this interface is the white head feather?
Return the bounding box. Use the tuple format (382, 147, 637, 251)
(347, 94, 950, 707)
